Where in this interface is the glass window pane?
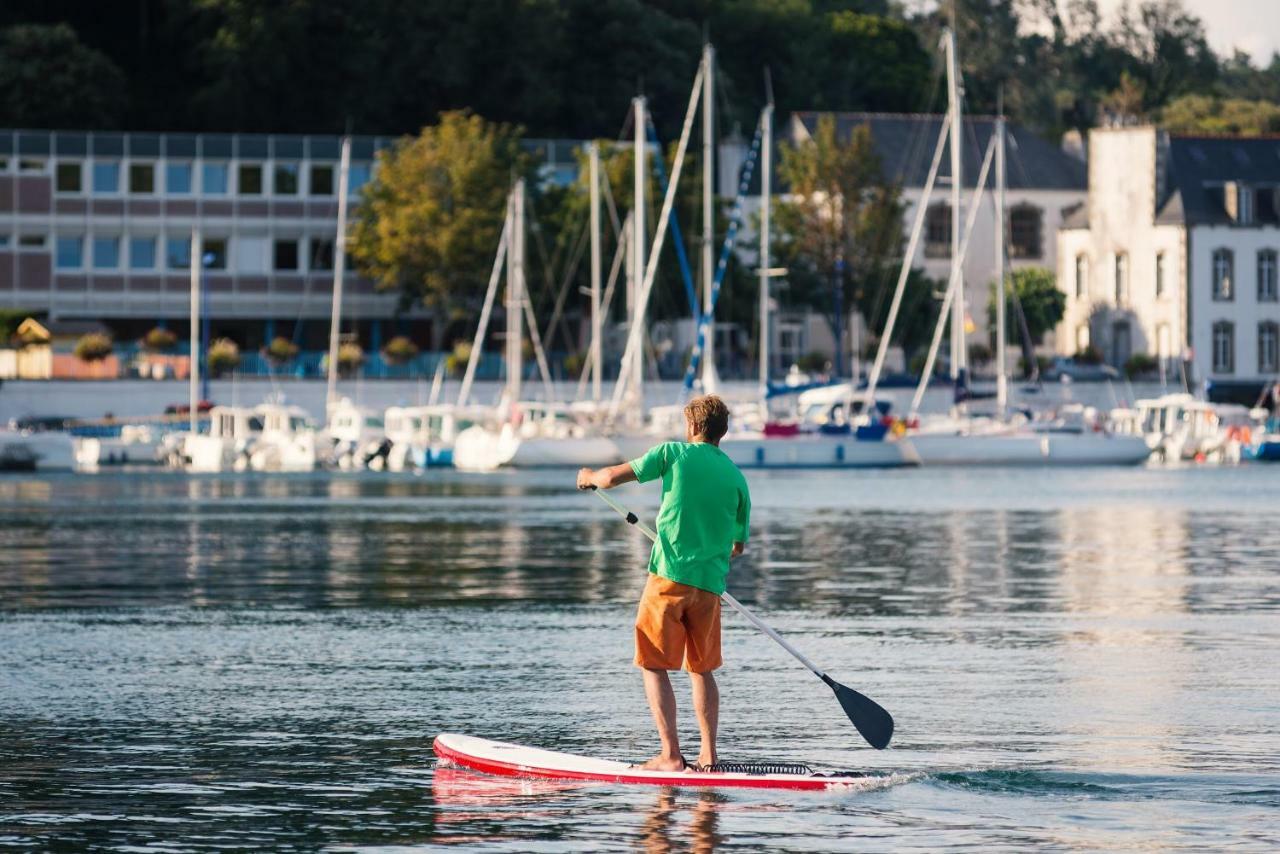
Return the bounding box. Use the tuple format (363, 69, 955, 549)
(55, 162, 81, 192)
(19, 234, 46, 248)
(129, 163, 155, 193)
(348, 163, 371, 197)
(166, 163, 192, 194)
(92, 236, 119, 269)
(129, 237, 156, 269)
(203, 238, 228, 270)
(273, 239, 298, 271)
(56, 236, 83, 269)
(92, 162, 120, 193)
(309, 238, 335, 270)
(274, 163, 299, 195)
(0, 235, 9, 247)
(18, 159, 45, 173)
(310, 165, 334, 196)
(202, 163, 229, 195)
(238, 164, 263, 195)
(166, 236, 191, 270)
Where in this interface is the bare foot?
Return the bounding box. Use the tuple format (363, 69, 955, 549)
(634, 753, 687, 772)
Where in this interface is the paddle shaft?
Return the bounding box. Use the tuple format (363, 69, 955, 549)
(590, 487, 826, 680)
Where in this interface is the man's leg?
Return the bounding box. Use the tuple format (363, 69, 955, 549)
(637, 667, 685, 771)
(690, 670, 719, 769)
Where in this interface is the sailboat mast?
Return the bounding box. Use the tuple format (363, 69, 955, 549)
(631, 96, 647, 408)
(759, 100, 773, 396)
(588, 143, 603, 403)
(326, 134, 352, 413)
(701, 44, 716, 390)
(995, 110, 1008, 414)
(945, 27, 965, 379)
(189, 226, 201, 434)
(506, 179, 526, 406)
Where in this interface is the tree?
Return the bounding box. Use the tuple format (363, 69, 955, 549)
(350, 111, 533, 348)
(0, 24, 127, 128)
(774, 117, 935, 359)
(1159, 95, 1280, 136)
(987, 267, 1065, 346)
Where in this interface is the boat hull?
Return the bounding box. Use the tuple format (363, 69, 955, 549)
(718, 434, 918, 469)
(0, 430, 75, 471)
(909, 432, 1150, 466)
(433, 733, 871, 791)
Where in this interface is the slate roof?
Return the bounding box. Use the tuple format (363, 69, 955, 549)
(1157, 135, 1280, 225)
(789, 112, 1086, 192)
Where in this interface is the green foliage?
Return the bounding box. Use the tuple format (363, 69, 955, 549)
(1124, 352, 1158, 378)
(0, 24, 126, 128)
(795, 352, 830, 374)
(968, 342, 992, 365)
(1159, 95, 1280, 135)
(337, 342, 365, 375)
(987, 268, 1066, 346)
(0, 308, 33, 344)
(350, 111, 532, 316)
(445, 340, 472, 378)
(73, 332, 112, 362)
(562, 351, 586, 378)
(265, 336, 299, 364)
(381, 335, 419, 365)
(1074, 345, 1104, 365)
(143, 327, 177, 352)
(206, 338, 240, 376)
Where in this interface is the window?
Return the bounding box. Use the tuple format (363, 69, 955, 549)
(55, 162, 82, 193)
(1155, 252, 1165, 297)
(92, 162, 120, 193)
(129, 236, 157, 270)
(1238, 185, 1254, 225)
(1008, 204, 1043, 259)
(56, 236, 84, 269)
(0, 234, 9, 247)
(18, 234, 46, 248)
(18, 159, 45, 173)
(1075, 254, 1088, 298)
(348, 163, 371, 197)
(1259, 250, 1278, 302)
(309, 238, 335, 271)
(1114, 252, 1128, 303)
(0, 158, 8, 172)
(202, 163, 229, 195)
(238, 164, 263, 195)
(1212, 248, 1234, 301)
(925, 204, 950, 257)
(202, 238, 228, 270)
(1212, 320, 1235, 374)
(129, 163, 155, 194)
(92, 236, 119, 269)
(274, 163, 299, 195)
(310, 164, 334, 196)
(1260, 322, 1279, 374)
(166, 236, 191, 270)
(166, 163, 193, 195)
(273, 239, 299, 271)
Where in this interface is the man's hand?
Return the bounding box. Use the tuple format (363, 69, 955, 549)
(577, 467, 599, 490)
(731, 542, 745, 558)
(577, 463, 638, 491)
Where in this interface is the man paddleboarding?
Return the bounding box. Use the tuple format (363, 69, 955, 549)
(577, 394, 751, 772)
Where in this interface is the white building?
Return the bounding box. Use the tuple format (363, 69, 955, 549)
(1057, 126, 1280, 395)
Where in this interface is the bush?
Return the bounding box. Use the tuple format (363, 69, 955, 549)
(563, 351, 586, 377)
(337, 341, 364, 376)
(1073, 345, 1104, 365)
(795, 351, 829, 374)
(1124, 353, 1158, 379)
(382, 335, 419, 366)
(74, 332, 113, 362)
(968, 342, 992, 365)
(207, 338, 240, 376)
(143, 326, 177, 352)
(0, 308, 35, 344)
(445, 340, 472, 377)
(265, 336, 299, 364)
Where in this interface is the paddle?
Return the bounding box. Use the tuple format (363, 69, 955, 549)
(589, 487, 895, 750)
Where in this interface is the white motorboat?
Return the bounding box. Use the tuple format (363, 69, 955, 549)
(248, 402, 318, 472)
(0, 428, 75, 471)
(179, 406, 262, 472)
(75, 424, 166, 468)
(383, 404, 487, 470)
(323, 397, 388, 469)
(1120, 394, 1245, 463)
(453, 402, 662, 471)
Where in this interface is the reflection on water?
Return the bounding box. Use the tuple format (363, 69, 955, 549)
(2, 468, 1279, 850)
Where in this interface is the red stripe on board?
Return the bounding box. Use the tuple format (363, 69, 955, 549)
(432, 736, 848, 792)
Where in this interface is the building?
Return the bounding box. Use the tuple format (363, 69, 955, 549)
(1057, 127, 1280, 393)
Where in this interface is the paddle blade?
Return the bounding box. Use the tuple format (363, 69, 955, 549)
(822, 674, 894, 750)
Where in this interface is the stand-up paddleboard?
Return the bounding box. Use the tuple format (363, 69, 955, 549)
(434, 733, 872, 791)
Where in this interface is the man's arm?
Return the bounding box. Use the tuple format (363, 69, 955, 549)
(576, 463, 637, 490)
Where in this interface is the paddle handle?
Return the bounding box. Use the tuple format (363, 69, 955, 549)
(591, 487, 826, 680)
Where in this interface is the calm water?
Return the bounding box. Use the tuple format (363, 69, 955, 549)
(2, 467, 1278, 850)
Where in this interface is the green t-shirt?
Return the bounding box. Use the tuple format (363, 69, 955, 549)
(628, 441, 751, 596)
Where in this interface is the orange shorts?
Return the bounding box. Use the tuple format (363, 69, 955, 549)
(634, 574, 722, 673)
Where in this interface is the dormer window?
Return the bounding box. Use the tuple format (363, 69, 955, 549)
(1225, 181, 1253, 225)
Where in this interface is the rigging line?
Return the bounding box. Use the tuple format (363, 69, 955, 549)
(540, 216, 591, 355)
(681, 116, 763, 392)
(575, 217, 629, 399)
(646, 115, 700, 315)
